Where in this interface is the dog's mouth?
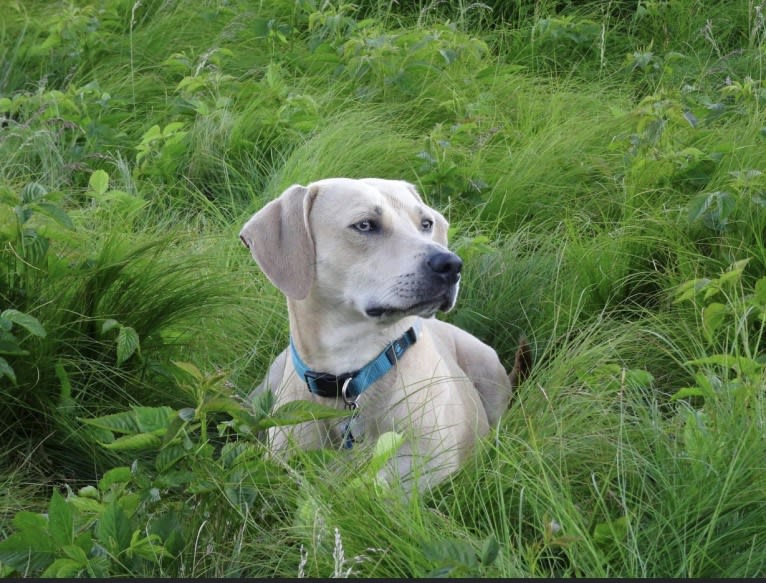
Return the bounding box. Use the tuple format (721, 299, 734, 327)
(365, 295, 454, 319)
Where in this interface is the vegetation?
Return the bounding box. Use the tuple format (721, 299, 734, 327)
(1, 0, 765, 577)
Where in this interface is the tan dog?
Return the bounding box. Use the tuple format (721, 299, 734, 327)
(240, 178, 518, 492)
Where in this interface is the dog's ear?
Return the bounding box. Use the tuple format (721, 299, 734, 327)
(239, 184, 318, 300)
(404, 181, 424, 203)
(406, 182, 450, 247)
(432, 210, 449, 247)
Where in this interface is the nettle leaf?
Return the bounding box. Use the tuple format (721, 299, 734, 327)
(41, 558, 84, 578)
(21, 182, 47, 204)
(102, 432, 162, 451)
(100, 318, 121, 334)
(1, 309, 46, 337)
(48, 489, 74, 547)
(0, 512, 55, 572)
(685, 354, 763, 377)
(367, 431, 404, 476)
(593, 515, 629, 547)
(88, 170, 109, 196)
(116, 326, 140, 365)
(80, 410, 140, 434)
(0, 357, 17, 384)
(96, 501, 132, 556)
(251, 388, 275, 417)
(98, 466, 133, 492)
(162, 121, 186, 137)
(754, 277, 766, 305)
(155, 444, 187, 472)
(702, 302, 726, 343)
(172, 360, 204, 381)
(479, 534, 499, 566)
(422, 538, 478, 570)
(673, 277, 711, 303)
(133, 406, 175, 433)
(34, 202, 75, 230)
(256, 399, 351, 431)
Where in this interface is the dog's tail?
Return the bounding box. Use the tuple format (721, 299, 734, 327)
(509, 336, 533, 389)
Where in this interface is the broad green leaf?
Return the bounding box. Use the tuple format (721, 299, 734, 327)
(48, 489, 74, 547)
(256, 399, 351, 431)
(0, 356, 16, 384)
(60, 544, 88, 564)
(0, 513, 55, 571)
(128, 531, 172, 561)
(155, 444, 187, 472)
(101, 318, 120, 334)
(0, 331, 26, 356)
(80, 410, 140, 434)
(133, 405, 175, 433)
(98, 466, 133, 492)
(116, 325, 140, 365)
(593, 515, 629, 546)
(12, 510, 48, 532)
(368, 431, 405, 475)
(251, 388, 274, 417)
(422, 538, 478, 570)
(139, 124, 162, 144)
(702, 302, 726, 343)
(102, 432, 162, 451)
(718, 258, 750, 288)
(42, 558, 83, 578)
(77, 485, 100, 500)
(34, 202, 75, 230)
(96, 502, 131, 556)
(480, 534, 499, 566)
(172, 360, 204, 381)
(754, 277, 766, 305)
(673, 278, 710, 303)
(1, 309, 46, 337)
(178, 407, 196, 422)
(685, 354, 763, 377)
(88, 170, 109, 195)
(671, 386, 714, 400)
(21, 230, 49, 264)
(201, 396, 243, 416)
(20, 182, 47, 204)
(67, 496, 103, 515)
(162, 121, 186, 136)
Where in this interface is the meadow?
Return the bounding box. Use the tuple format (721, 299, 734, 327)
(1, 0, 765, 577)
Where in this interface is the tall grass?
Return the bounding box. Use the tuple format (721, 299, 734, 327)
(1, 0, 765, 578)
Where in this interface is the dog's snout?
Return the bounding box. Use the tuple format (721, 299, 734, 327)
(427, 251, 462, 284)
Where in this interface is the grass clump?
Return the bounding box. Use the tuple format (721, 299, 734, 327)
(1, 0, 766, 578)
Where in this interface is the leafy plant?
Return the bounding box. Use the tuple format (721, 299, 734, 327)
(0, 309, 46, 384)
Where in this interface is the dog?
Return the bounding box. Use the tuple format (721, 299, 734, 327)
(240, 177, 529, 492)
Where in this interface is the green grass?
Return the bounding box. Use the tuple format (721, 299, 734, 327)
(1, 0, 766, 577)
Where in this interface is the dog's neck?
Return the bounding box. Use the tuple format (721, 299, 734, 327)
(287, 298, 420, 375)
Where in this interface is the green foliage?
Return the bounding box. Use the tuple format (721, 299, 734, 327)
(2, 0, 766, 578)
(0, 309, 46, 384)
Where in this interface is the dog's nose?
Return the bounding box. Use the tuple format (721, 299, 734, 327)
(427, 251, 462, 284)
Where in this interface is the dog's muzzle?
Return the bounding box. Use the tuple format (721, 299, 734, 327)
(364, 250, 462, 318)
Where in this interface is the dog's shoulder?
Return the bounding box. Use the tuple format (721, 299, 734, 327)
(422, 318, 503, 364)
(422, 318, 512, 425)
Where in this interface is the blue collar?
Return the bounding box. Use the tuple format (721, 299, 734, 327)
(289, 319, 422, 408)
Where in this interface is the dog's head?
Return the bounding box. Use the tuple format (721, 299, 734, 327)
(239, 177, 462, 322)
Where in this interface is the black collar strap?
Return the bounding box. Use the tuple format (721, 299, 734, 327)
(289, 320, 422, 407)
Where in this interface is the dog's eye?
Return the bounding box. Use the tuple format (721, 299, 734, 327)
(352, 220, 378, 233)
(421, 219, 434, 232)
